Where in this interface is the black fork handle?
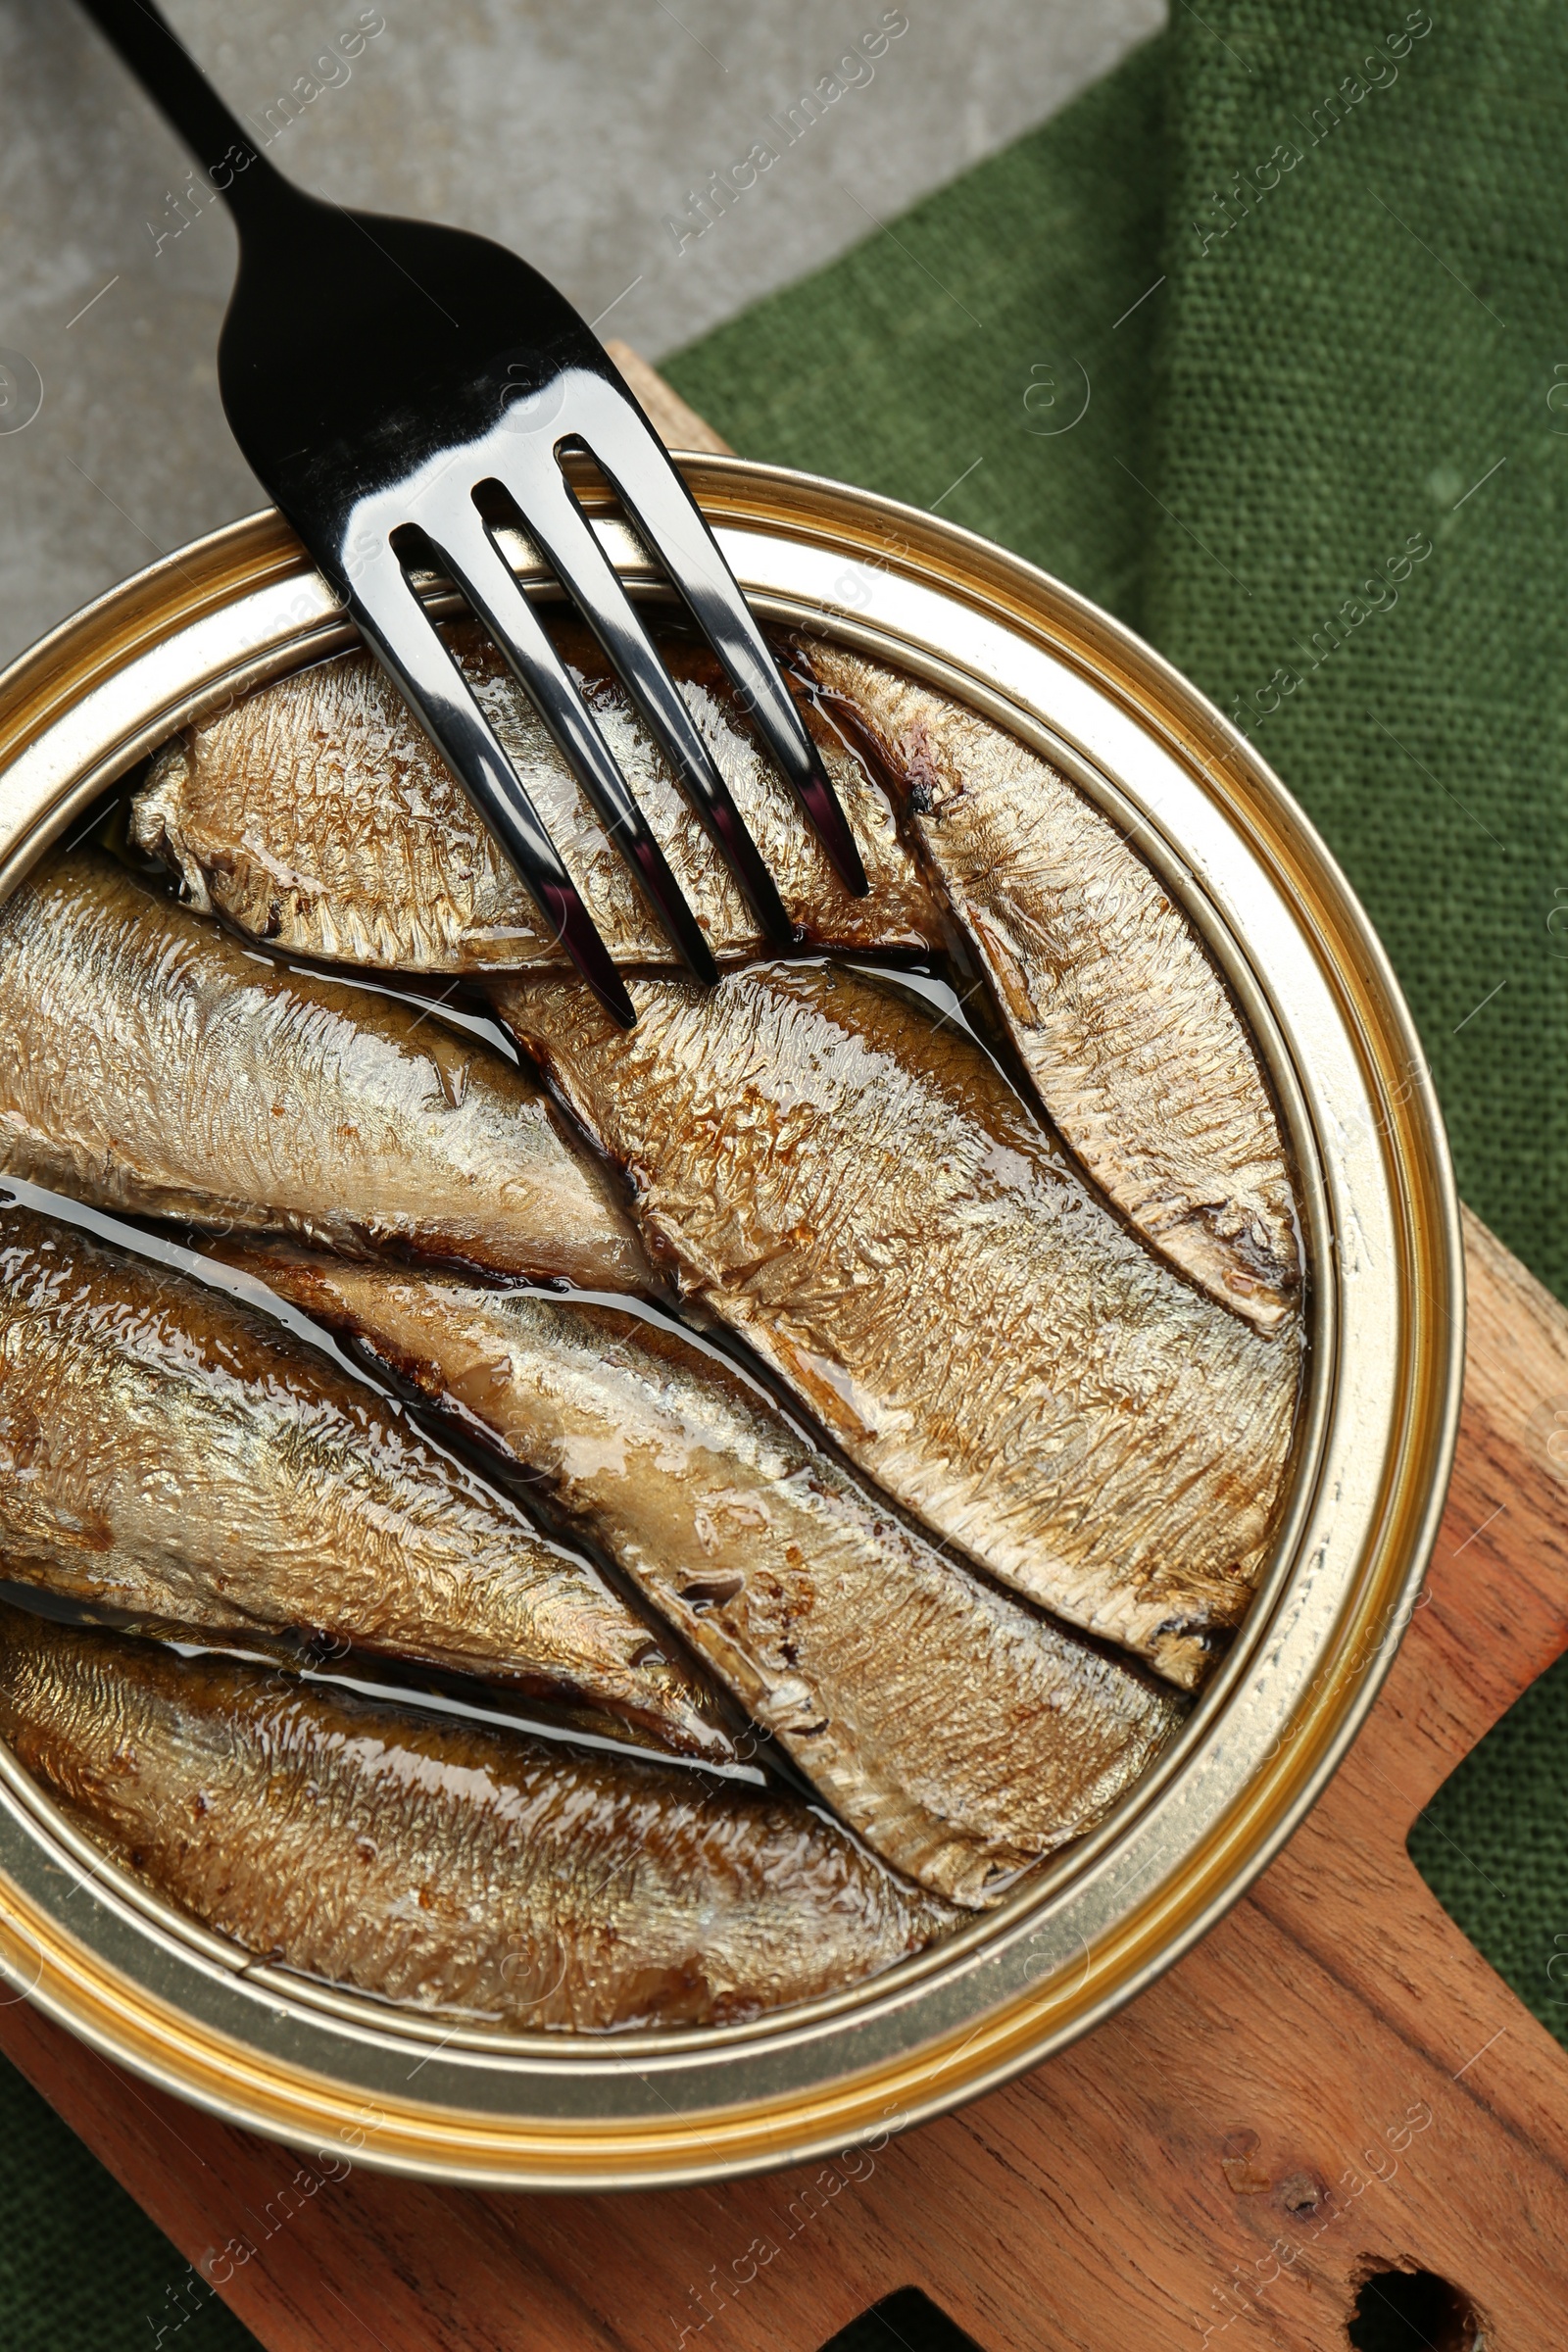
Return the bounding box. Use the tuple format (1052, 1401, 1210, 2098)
(74, 0, 301, 235)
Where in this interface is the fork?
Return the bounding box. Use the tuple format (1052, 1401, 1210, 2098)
(74, 0, 868, 1025)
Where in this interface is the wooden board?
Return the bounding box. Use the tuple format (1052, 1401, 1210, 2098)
(1, 1200, 1562, 2350)
(601, 341, 737, 456)
(3, 372, 1564, 2346)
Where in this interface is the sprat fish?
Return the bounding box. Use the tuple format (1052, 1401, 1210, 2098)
(224, 1245, 1185, 1906)
(0, 849, 650, 1290)
(801, 642, 1300, 1332)
(495, 960, 1300, 1690)
(131, 622, 934, 971)
(0, 1607, 953, 2031)
(0, 1206, 726, 1756)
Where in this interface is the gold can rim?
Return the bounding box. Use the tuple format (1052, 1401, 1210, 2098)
(0, 463, 1462, 2188)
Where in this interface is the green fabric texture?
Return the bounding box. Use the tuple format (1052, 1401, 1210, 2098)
(0, 2050, 256, 2352)
(1145, 0, 1567, 1301)
(669, 35, 1171, 633)
(3, 19, 1562, 2344)
(666, 2, 1568, 2049)
(671, 7, 1568, 1303)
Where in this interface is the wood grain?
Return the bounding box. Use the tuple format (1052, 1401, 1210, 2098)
(2, 1203, 1563, 2352)
(3, 371, 1564, 2350)
(601, 341, 736, 456)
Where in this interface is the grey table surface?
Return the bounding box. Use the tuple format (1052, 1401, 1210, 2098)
(0, 0, 1159, 669)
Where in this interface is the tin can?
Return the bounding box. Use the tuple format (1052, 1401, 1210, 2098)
(0, 461, 1461, 2189)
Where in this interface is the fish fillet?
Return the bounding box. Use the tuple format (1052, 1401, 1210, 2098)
(220, 1246, 1184, 1906)
(0, 1206, 727, 1756)
(131, 622, 934, 971)
(127, 621, 1301, 1335)
(0, 1607, 953, 2030)
(801, 642, 1300, 1331)
(0, 849, 650, 1290)
(494, 961, 1300, 1689)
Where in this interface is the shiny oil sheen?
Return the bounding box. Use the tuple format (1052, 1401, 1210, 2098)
(0, 1607, 947, 2032)
(0, 471, 1460, 2189)
(128, 620, 1298, 1335)
(0, 1204, 725, 1758)
(495, 959, 1299, 1691)
(213, 1245, 1185, 1911)
(0, 847, 649, 1291)
(801, 643, 1299, 1334)
(132, 621, 930, 974)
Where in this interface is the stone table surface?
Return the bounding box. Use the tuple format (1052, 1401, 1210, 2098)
(0, 0, 1159, 667)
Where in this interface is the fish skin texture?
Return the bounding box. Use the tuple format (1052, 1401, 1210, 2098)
(127, 623, 1301, 1336)
(801, 642, 1301, 1334)
(0, 1205, 729, 1758)
(0, 849, 651, 1292)
(219, 1246, 1184, 1908)
(493, 962, 1301, 1690)
(0, 1607, 953, 2030)
(130, 623, 934, 972)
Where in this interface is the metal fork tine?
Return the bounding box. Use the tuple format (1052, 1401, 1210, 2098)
(489, 452, 797, 950)
(348, 558, 638, 1028)
(424, 508, 719, 985)
(79, 4, 891, 1038)
(580, 383, 870, 901)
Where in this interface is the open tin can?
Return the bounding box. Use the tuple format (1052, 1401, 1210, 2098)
(0, 460, 1461, 2189)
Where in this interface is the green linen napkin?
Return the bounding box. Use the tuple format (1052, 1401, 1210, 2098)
(670, 8, 1567, 1305)
(668, 3, 1568, 2089)
(3, 18, 1562, 2347)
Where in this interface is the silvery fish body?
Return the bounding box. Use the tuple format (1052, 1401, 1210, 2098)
(131, 623, 933, 972)
(223, 1247, 1184, 1907)
(0, 1608, 952, 2031)
(0, 1207, 727, 1757)
(495, 962, 1300, 1690)
(801, 643, 1300, 1332)
(125, 622, 1300, 1334)
(0, 850, 651, 1291)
